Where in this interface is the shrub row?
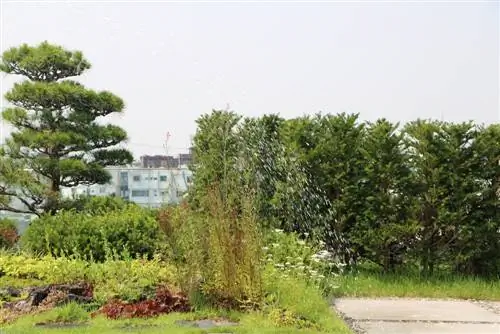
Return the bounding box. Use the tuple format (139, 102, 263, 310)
(190, 111, 500, 277)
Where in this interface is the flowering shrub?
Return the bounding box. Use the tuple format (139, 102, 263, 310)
(262, 229, 345, 294)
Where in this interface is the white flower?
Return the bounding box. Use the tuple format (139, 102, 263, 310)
(274, 229, 284, 233)
(262, 246, 269, 251)
(297, 240, 306, 245)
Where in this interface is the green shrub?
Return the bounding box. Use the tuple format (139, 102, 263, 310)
(0, 219, 19, 249)
(21, 205, 162, 262)
(58, 195, 131, 214)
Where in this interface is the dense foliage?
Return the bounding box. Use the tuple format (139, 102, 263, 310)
(0, 42, 133, 214)
(21, 204, 162, 262)
(58, 195, 132, 214)
(0, 219, 19, 249)
(190, 110, 500, 277)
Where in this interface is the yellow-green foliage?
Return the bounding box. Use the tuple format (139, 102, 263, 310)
(0, 254, 87, 282)
(87, 256, 176, 303)
(0, 253, 176, 303)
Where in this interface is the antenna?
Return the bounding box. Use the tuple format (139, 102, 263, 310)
(163, 132, 171, 167)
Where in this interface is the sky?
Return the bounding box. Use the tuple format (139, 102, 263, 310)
(0, 0, 499, 159)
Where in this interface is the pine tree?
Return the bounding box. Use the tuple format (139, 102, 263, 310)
(0, 41, 133, 214)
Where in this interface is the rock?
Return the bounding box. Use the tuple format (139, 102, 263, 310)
(6, 287, 21, 298)
(175, 319, 239, 329)
(0, 287, 21, 300)
(3, 283, 93, 312)
(27, 287, 50, 306)
(65, 293, 92, 304)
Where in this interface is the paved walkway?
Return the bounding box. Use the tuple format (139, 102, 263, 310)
(333, 298, 500, 334)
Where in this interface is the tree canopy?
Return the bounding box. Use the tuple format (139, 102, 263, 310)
(0, 41, 133, 214)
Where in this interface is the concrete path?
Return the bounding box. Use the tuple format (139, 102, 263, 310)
(333, 298, 500, 334)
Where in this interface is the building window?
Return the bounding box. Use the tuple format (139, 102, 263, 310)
(131, 190, 149, 197)
(160, 175, 167, 182)
(133, 175, 141, 182)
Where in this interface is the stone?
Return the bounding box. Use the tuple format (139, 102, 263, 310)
(175, 319, 239, 329)
(5, 287, 21, 298)
(334, 298, 500, 323)
(27, 287, 50, 306)
(361, 321, 500, 334)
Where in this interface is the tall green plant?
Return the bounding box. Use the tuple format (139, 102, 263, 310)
(200, 185, 263, 308)
(451, 124, 500, 276)
(0, 42, 133, 214)
(190, 110, 241, 206)
(352, 119, 418, 272)
(404, 120, 480, 275)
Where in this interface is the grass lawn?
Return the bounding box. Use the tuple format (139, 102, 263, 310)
(332, 270, 500, 300)
(1, 306, 353, 334)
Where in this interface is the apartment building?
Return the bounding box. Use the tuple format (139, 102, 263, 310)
(62, 166, 193, 208)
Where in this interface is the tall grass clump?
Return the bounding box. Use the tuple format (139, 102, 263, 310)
(202, 185, 263, 309)
(158, 185, 263, 310)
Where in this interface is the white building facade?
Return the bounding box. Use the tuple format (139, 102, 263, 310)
(61, 166, 193, 208)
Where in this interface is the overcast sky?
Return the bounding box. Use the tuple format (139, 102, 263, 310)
(1, 1, 498, 158)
